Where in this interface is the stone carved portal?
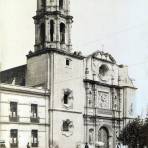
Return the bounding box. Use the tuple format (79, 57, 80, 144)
(98, 127, 109, 148)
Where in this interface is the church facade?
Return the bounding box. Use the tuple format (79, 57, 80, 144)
(0, 0, 136, 148)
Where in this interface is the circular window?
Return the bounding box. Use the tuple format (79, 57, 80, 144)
(99, 64, 109, 76)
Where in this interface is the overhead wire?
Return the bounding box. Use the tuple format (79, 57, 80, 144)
(73, 19, 148, 49)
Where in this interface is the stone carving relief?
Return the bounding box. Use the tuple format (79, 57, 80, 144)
(61, 119, 74, 137)
(88, 90, 93, 107)
(92, 59, 98, 75)
(92, 51, 116, 64)
(98, 91, 110, 109)
(128, 103, 134, 116)
(113, 95, 118, 111)
(85, 84, 93, 107)
(89, 129, 94, 145)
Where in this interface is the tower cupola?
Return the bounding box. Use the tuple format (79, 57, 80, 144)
(33, 0, 73, 52)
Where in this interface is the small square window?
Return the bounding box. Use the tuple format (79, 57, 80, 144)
(66, 59, 70, 66)
(66, 59, 71, 66)
(64, 94, 68, 104)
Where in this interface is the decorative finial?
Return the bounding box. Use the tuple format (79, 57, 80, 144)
(101, 44, 105, 52)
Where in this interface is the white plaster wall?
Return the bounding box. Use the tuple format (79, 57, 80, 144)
(0, 90, 49, 148)
(49, 53, 85, 148)
(124, 88, 136, 118)
(53, 53, 85, 112)
(119, 66, 134, 87)
(0, 92, 48, 124)
(52, 112, 83, 148)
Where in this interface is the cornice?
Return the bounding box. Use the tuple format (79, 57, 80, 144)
(48, 108, 82, 114)
(83, 114, 123, 121)
(33, 11, 73, 21)
(0, 83, 50, 96)
(27, 48, 85, 60)
(83, 79, 137, 89)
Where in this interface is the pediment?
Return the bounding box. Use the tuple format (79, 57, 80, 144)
(90, 50, 116, 63)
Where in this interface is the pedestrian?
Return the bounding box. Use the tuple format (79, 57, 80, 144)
(85, 143, 89, 148)
(27, 142, 30, 148)
(116, 143, 120, 148)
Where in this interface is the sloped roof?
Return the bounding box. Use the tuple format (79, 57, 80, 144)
(0, 65, 27, 86)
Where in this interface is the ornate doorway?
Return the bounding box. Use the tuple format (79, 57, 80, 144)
(98, 127, 109, 148)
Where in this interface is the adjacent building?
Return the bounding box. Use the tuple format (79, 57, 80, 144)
(0, 84, 49, 148)
(0, 0, 137, 148)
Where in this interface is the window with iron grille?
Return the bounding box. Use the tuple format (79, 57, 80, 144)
(10, 102, 17, 117)
(31, 104, 38, 118)
(10, 129, 18, 144)
(31, 130, 38, 147)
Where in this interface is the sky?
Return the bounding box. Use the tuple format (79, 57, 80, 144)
(1, 0, 148, 116)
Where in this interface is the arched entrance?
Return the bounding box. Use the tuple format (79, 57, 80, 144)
(98, 127, 109, 148)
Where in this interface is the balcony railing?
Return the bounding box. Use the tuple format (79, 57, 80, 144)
(0, 144, 6, 148)
(32, 142, 38, 147)
(10, 143, 18, 148)
(9, 115, 19, 122)
(30, 117, 40, 123)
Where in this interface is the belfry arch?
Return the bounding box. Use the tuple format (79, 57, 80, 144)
(50, 20, 54, 42)
(40, 23, 45, 47)
(59, 0, 64, 9)
(34, 0, 72, 51)
(60, 23, 66, 43)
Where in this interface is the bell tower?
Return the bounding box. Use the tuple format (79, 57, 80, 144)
(33, 0, 73, 52)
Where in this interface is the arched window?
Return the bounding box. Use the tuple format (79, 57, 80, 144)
(60, 23, 65, 43)
(40, 23, 45, 47)
(41, 0, 46, 8)
(59, 0, 64, 9)
(50, 20, 54, 42)
(98, 127, 109, 148)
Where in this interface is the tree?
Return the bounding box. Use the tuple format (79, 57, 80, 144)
(140, 117, 148, 147)
(118, 118, 143, 148)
